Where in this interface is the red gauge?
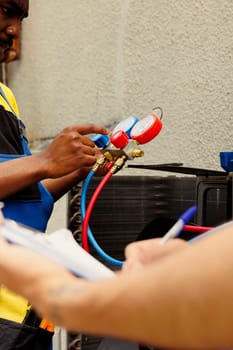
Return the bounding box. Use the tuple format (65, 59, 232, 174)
(130, 113, 162, 144)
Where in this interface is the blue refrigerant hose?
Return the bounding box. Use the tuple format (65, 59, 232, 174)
(81, 170, 123, 267)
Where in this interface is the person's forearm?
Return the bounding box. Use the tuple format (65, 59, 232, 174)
(41, 171, 85, 201)
(35, 227, 233, 349)
(1, 225, 233, 348)
(0, 153, 49, 199)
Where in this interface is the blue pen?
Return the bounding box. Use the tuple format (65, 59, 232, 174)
(160, 205, 197, 245)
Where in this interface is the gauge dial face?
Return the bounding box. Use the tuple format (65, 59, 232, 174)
(131, 114, 162, 144)
(131, 115, 155, 136)
(112, 115, 139, 137)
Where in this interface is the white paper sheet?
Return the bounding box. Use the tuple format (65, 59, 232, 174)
(0, 218, 114, 281)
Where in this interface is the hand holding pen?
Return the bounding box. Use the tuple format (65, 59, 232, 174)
(123, 207, 197, 272)
(160, 206, 197, 245)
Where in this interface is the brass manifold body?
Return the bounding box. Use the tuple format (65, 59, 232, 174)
(93, 144, 144, 175)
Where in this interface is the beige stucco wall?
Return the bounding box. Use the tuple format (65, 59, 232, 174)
(6, 0, 233, 230)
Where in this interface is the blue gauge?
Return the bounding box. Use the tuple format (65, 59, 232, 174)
(112, 115, 139, 138)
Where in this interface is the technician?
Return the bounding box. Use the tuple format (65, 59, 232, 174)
(0, 1, 109, 349)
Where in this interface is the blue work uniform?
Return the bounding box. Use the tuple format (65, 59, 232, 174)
(0, 83, 54, 350)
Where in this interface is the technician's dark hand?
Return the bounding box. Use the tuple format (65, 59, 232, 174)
(39, 124, 109, 179)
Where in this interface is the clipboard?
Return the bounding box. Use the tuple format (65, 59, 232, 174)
(0, 217, 114, 281)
